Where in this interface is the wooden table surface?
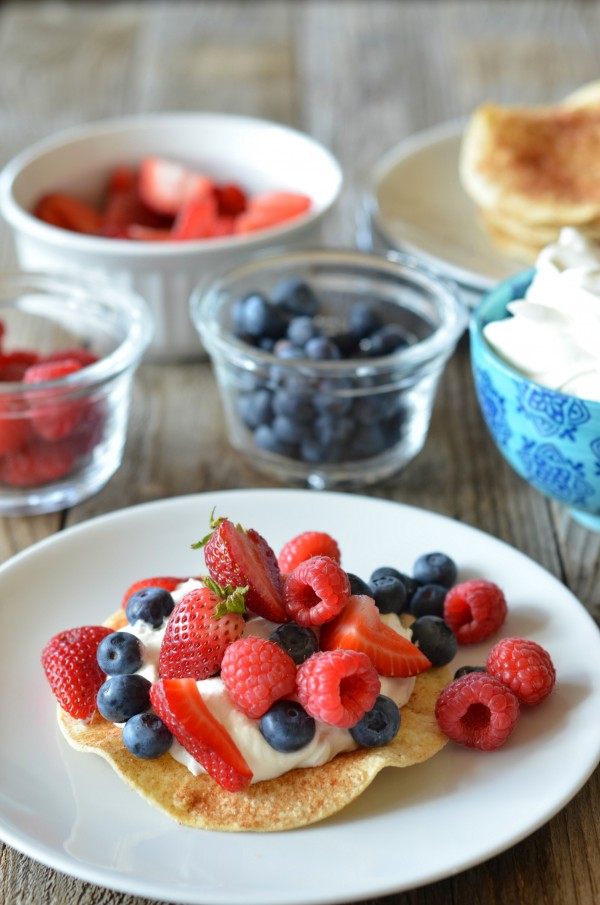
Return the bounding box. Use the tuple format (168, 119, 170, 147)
(1, 2, 599, 904)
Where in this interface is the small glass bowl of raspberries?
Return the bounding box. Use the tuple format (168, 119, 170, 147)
(0, 271, 152, 514)
(191, 248, 466, 489)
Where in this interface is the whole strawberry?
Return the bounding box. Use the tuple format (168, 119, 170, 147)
(196, 513, 287, 622)
(159, 577, 247, 681)
(42, 625, 113, 721)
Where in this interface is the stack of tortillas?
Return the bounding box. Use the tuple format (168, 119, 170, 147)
(460, 81, 600, 262)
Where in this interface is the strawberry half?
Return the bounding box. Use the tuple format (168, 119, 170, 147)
(197, 514, 287, 622)
(151, 677, 253, 791)
(42, 625, 113, 721)
(320, 595, 432, 677)
(159, 578, 247, 680)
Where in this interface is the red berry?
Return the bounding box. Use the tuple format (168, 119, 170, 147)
(24, 357, 85, 441)
(0, 395, 30, 454)
(296, 649, 380, 729)
(220, 637, 297, 719)
(486, 637, 556, 705)
(1, 440, 75, 487)
(320, 594, 431, 678)
(159, 579, 246, 681)
(277, 531, 341, 574)
(284, 555, 350, 626)
(199, 514, 287, 622)
(121, 576, 188, 610)
(435, 671, 520, 750)
(443, 579, 508, 644)
(42, 625, 113, 721)
(150, 677, 252, 791)
(42, 347, 99, 368)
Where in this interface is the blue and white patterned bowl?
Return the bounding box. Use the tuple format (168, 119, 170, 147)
(470, 270, 600, 532)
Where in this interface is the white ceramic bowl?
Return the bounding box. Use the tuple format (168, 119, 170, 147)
(0, 113, 342, 362)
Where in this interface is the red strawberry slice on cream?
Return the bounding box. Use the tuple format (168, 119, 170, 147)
(320, 595, 432, 677)
(151, 678, 253, 791)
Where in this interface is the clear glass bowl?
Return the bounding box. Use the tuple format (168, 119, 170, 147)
(0, 272, 152, 514)
(191, 248, 466, 490)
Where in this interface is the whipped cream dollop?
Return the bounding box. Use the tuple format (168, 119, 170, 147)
(126, 581, 416, 784)
(483, 228, 600, 401)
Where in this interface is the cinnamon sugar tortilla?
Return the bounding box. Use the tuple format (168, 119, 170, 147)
(57, 608, 451, 832)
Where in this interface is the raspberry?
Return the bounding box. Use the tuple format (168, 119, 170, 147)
(435, 672, 520, 750)
(486, 637, 556, 705)
(284, 555, 350, 626)
(220, 636, 297, 719)
(296, 649, 380, 729)
(277, 531, 341, 574)
(443, 579, 507, 644)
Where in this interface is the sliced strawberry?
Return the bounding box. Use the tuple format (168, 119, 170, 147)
(197, 514, 287, 622)
(320, 594, 432, 677)
(41, 347, 98, 368)
(172, 192, 218, 240)
(121, 576, 189, 610)
(24, 358, 84, 441)
(124, 224, 174, 241)
(42, 625, 113, 721)
(150, 677, 253, 791)
(214, 183, 247, 217)
(235, 190, 311, 234)
(1, 439, 75, 487)
(159, 579, 246, 680)
(210, 216, 235, 237)
(34, 193, 103, 235)
(0, 394, 30, 454)
(138, 156, 214, 217)
(107, 165, 138, 195)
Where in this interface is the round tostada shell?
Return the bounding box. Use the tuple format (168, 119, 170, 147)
(57, 609, 451, 832)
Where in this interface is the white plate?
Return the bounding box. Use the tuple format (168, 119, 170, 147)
(1, 489, 599, 905)
(363, 120, 526, 293)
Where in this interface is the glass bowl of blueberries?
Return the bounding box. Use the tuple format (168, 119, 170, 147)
(191, 248, 467, 489)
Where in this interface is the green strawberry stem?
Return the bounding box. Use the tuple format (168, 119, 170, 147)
(192, 507, 227, 549)
(201, 575, 248, 618)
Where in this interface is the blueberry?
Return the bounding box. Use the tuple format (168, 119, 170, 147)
(254, 423, 296, 457)
(353, 392, 399, 425)
(287, 315, 321, 347)
(271, 278, 320, 317)
(410, 616, 457, 667)
(269, 623, 318, 665)
(367, 324, 409, 356)
(454, 665, 487, 680)
(125, 586, 175, 628)
(370, 567, 419, 605)
(238, 292, 288, 339)
(409, 583, 448, 618)
(97, 631, 144, 676)
(237, 388, 273, 429)
(305, 336, 342, 361)
(349, 695, 400, 747)
(122, 712, 173, 759)
(260, 700, 316, 752)
(315, 413, 355, 445)
(369, 574, 407, 614)
(413, 552, 457, 589)
(272, 414, 307, 445)
(272, 388, 314, 422)
(347, 572, 372, 596)
(348, 302, 383, 339)
(349, 423, 388, 459)
(300, 436, 343, 464)
(313, 380, 354, 416)
(97, 674, 152, 723)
